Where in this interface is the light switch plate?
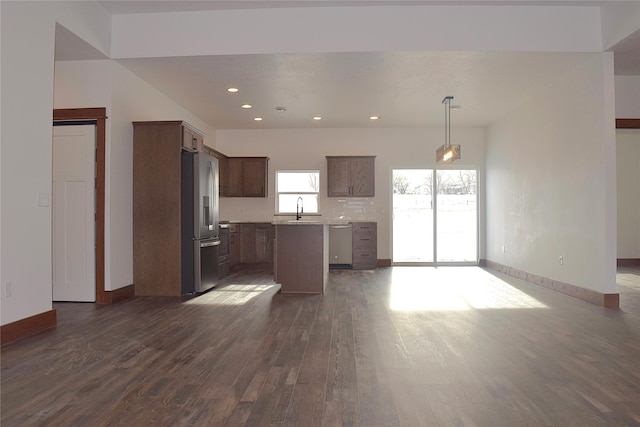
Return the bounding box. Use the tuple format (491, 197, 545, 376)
(38, 192, 50, 207)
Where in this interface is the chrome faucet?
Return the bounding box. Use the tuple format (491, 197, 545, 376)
(296, 197, 303, 220)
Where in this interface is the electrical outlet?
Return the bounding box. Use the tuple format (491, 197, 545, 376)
(4, 282, 12, 298)
(559, 256, 563, 265)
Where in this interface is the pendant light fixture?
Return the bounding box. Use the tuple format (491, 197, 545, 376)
(436, 96, 461, 163)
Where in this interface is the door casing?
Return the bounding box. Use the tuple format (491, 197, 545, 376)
(53, 108, 107, 303)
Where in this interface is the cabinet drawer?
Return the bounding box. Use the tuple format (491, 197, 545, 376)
(352, 249, 377, 269)
(352, 223, 376, 241)
(353, 232, 376, 244)
(352, 222, 376, 232)
(352, 222, 376, 269)
(229, 223, 239, 233)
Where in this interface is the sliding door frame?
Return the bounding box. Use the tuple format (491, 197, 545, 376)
(392, 166, 479, 267)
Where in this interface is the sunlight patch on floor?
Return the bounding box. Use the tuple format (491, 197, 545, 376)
(183, 283, 276, 305)
(389, 267, 548, 311)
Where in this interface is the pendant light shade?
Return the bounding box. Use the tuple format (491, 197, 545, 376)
(436, 96, 461, 163)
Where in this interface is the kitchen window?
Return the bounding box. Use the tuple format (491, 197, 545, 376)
(276, 170, 320, 214)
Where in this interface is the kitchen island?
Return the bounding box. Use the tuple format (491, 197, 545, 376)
(273, 220, 347, 294)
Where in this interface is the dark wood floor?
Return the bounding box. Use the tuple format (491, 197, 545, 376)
(2, 267, 639, 427)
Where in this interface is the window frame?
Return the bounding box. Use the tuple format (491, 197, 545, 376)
(275, 170, 321, 215)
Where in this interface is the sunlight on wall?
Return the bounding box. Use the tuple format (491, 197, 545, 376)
(389, 267, 548, 311)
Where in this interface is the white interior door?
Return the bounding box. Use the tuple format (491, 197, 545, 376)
(52, 125, 96, 302)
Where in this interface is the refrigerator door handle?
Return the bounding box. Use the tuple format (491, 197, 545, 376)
(203, 195, 211, 227)
(200, 239, 221, 248)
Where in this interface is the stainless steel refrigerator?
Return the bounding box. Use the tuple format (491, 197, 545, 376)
(181, 151, 220, 294)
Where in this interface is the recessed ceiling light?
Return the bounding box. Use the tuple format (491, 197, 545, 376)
(369, 116, 380, 120)
(241, 104, 252, 109)
(254, 117, 263, 121)
(275, 106, 287, 112)
(312, 116, 322, 121)
(227, 87, 239, 93)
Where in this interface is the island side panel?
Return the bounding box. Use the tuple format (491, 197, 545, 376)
(275, 224, 327, 294)
(322, 225, 328, 291)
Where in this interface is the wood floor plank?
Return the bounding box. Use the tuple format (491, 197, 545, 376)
(2, 266, 639, 426)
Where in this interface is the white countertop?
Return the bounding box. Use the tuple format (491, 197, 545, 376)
(272, 219, 351, 226)
(224, 219, 374, 226)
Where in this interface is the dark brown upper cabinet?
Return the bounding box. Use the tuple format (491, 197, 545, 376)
(326, 156, 375, 197)
(223, 157, 269, 197)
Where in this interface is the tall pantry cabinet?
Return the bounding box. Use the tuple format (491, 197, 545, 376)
(132, 121, 205, 296)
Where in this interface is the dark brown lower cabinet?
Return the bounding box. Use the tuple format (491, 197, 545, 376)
(352, 222, 377, 270)
(255, 224, 273, 263)
(232, 223, 274, 270)
(229, 224, 241, 267)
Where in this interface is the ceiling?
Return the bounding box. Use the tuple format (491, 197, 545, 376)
(95, 1, 629, 14)
(56, 1, 640, 130)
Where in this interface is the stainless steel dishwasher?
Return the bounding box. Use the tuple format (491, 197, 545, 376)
(329, 224, 353, 269)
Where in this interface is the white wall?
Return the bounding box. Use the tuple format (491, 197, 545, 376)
(601, 2, 640, 49)
(216, 127, 486, 260)
(616, 131, 640, 259)
(53, 59, 216, 292)
(112, 5, 602, 59)
(54, 60, 113, 110)
(1, 1, 111, 325)
(614, 76, 640, 260)
(615, 76, 640, 118)
(486, 53, 617, 294)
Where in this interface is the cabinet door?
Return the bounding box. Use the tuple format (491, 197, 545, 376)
(230, 232, 241, 265)
(243, 158, 268, 197)
(181, 127, 200, 152)
(350, 157, 375, 197)
(255, 225, 273, 263)
(193, 132, 204, 152)
(226, 158, 243, 197)
(327, 157, 351, 196)
(240, 224, 256, 263)
(218, 155, 228, 197)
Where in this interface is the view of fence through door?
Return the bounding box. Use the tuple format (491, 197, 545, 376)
(392, 169, 477, 264)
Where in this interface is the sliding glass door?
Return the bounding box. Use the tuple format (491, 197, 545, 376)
(392, 168, 477, 264)
(436, 169, 477, 262)
(392, 169, 434, 263)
